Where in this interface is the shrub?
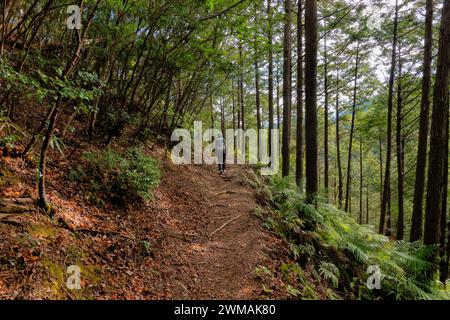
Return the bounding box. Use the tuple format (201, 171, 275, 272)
(257, 175, 449, 300)
(114, 147, 162, 201)
(80, 147, 161, 206)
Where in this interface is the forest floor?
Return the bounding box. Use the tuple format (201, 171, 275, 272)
(0, 144, 292, 299)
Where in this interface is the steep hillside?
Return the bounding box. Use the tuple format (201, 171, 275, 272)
(1, 136, 302, 299)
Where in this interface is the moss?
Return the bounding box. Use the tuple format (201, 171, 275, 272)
(28, 224, 57, 241)
(65, 245, 85, 262)
(16, 233, 40, 249)
(0, 167, 19, 189)
(40, 257, 103, 300)
(41, 258, 66, 299)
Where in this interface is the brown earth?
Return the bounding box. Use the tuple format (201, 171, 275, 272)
(0, 146, 290, 299)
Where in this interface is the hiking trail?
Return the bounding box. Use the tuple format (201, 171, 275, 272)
(139, 160, 287, 299)
(0, 149, 288, 299)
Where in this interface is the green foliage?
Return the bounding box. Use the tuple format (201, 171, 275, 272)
(117, 147, 162, 201)
(0, 133, 21, 149)
(69, 165, 86, 182)
(0, 58, 102, 104)
(319, 262, 341, 288)
(257, 175, 448, 300)
(0, 111, 26, 149)
(80, 147, 161, 206)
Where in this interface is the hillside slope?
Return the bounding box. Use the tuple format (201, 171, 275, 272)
(1, 145, 299, 299)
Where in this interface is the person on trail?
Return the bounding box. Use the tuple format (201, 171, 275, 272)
(215, 135, 226, 175)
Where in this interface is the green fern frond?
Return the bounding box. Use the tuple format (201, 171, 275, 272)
(319, 261, 340, 288)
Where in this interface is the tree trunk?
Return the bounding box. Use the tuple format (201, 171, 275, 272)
(439, 114, 449, 283)
(379, 129, 383, 217)
(255, 57, 262, 157)
(1, 0, 14, 55)
(323, 33, 329, 197)
(277, 61, 281, 129)
(396, 51, 404, 240)
(37, 0, 100, 211)
(336, 72, 343, 209)
(38, 97, 61, 211)
(304, 0, 318, 203)
(220, 96, 225, 135)
(411, 0, 434, 242)
(282, 0, 292, 177)
(366, 185, 370, 224)
(359, 138, 363, 224)
(424, 0, 450, 248)
(380, 0, 399, 236)
(267, 0, 275, 158)
(237, 77, 241, 129)
(276, 60, 281, 151)
(296, 0, 304, 188)
(23, 106, 54, 157)
(209, 82, 214, 129)
(344, 40, 360, 212)
(1, 1, 4, 55)
(232, 80, 237, 149)
(444, 219, 450, 284)
(239, 44, 245, 131)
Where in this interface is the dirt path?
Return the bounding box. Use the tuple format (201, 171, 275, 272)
(141, 162, 286, 299)
(0, 152, 287, 299)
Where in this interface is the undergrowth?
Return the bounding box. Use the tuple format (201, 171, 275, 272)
(70, 147, 161, 207)
(249, 173, 450, 300)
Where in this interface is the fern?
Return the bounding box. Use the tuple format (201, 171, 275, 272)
(319, 262, 340, 288)
(343, 242, 369, 263)
(259, 173, 448, 299)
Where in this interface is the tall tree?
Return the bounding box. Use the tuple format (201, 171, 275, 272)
(239, 43, 245, 131)
(439, 115, 449, 283)
(232, 80, 237, 132)
(253, 4, 262, 154)
(379, 0, 399, 236)
(396, 50, 404, 240)
(254, 51, 262, 156)
(304, 0, 318, 203)
(296, 0, 304, 187)
(335, 71, 343, 208)
(378, 128, 384, 215)
(267, 0, 275, 158)
(237, 77, 241, 129)
(323, 32, 329, 197)
(220, 96, 225, 135)
(424, 0, 450, 251)
(38, 0, 100, 210)
(359, 137, 363, 224)
(410, 0, 434, 242)
(282, 0, 292, 177)
(344, 40, 360, 212)
(366, 185, 370, 224)
(276, 59, 281, 148)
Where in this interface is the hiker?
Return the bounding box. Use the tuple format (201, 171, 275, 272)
(215, 135, 226, 175)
